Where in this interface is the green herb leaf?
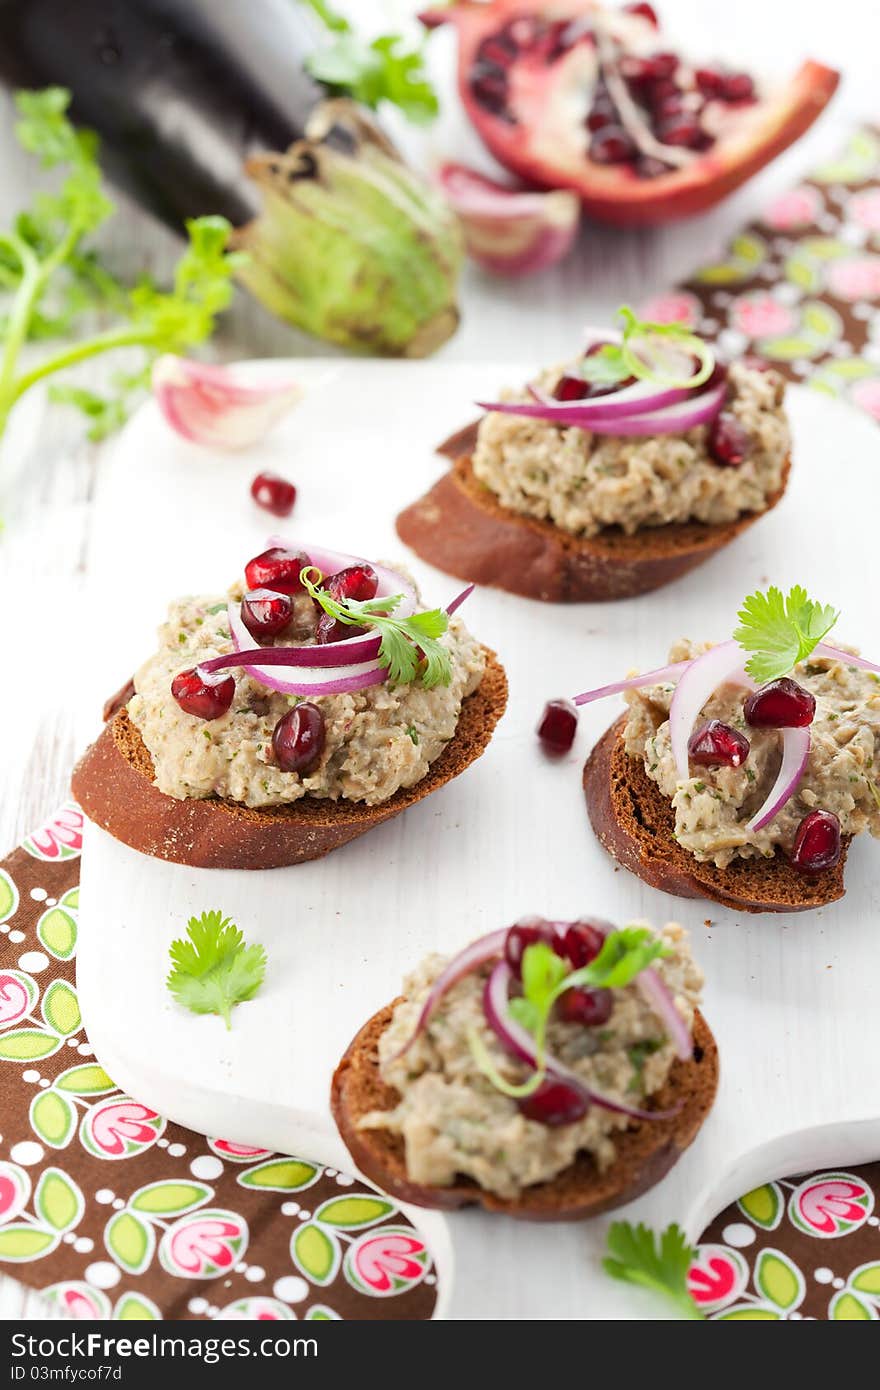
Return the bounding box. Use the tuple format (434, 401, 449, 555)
(301, 569, 452, 689)
(563, 926, 670, 993)
(166, 910, 267, 1030)
(734, 584, 839, 682)
(603, 1221, 704, 1319)
(577, 343, 631, 388)
(302, 1, 439, 124)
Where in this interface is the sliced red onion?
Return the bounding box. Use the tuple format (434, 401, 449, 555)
(267, 536, 418, 620)
(446, 583, 475, 617)
(390, 929, 510, 1061)
(815, 643, 880, 675)
(669, 641, 756, 782)
(477, 378, 726, 435)
(747, 727, 811, 832)
(572, 660, 692, 707)
(216, 603, 388, 697)
(483, 960, 676, 1122)
(524, 377, 696, 422)
(635, 970, 694, 1063)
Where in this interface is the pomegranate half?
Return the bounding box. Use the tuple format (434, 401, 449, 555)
(423, 1, 839, 227)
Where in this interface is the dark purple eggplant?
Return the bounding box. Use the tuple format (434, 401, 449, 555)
(0, 0, 462, 354)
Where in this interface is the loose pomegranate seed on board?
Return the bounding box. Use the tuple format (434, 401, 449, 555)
(744, 678, 816, 729)
(250, 471, 296, 518)
(519, 1079, 588, 1127)
(708, 412, 752, 465)
(244, 546, 311, 595)
(171, 667, 235, 720)
(537, 699, 578, 754)
(688, 720, 750, 767)
(272, 702, 325, 775)
(790, 810, 842, 873)
(240, 589, 293, 641)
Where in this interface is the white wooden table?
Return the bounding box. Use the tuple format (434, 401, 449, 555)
(0, 0, 876, 1321)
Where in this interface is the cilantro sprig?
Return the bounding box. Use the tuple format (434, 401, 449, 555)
(470, 928, 670, 1099)
(302, 0, 439, 125)
(301, 567, 452, 689)
(603, 1221, 704, 1320)
(578, 305, 714, 392)
(734, 584, 839, 683)
(166, 911, 267, 1030)
(0, 88, 243, 443)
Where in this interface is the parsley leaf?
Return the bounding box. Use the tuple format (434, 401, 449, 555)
(302, 1, 439, 125)
(734, 584, 839, 682)
(0, 89, 240, 445)
(301, 568, 453, 689)
(166, 910, 267, 1030)
(603, 1221, 704, 1319)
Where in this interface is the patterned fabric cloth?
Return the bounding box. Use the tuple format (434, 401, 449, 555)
(0, 805, 438, 1321)
(642, 127, 880, 422)
(693, 1166, 880, 1320)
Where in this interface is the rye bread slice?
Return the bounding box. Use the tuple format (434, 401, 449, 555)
(70, 650, 507, 870)
(395, 422, 790, 602)
(331, 1002, 718, 1220)
(584, 715, 849, 912)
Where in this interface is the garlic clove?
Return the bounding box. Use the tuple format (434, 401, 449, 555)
(152, 355, 302, 450)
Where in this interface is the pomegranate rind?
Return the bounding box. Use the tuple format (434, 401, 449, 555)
(433, 2, 840, 226)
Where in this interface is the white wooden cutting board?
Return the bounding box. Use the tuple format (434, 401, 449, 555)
(75, 363, 880, 1319)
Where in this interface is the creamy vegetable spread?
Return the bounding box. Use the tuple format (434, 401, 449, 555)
(359, 923, 701, 1198)
(472, 362, 789, 537)
(128, 583, 485, 808)
(625, 641, 880, 868)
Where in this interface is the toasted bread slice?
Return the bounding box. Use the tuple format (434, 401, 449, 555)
(396, 423, 790, 603)
(331, 1001, 718, 1220)
(584, 715, 848, 912)
(71, 650, 507, 870)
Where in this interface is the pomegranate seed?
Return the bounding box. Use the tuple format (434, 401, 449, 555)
(708, 412, 752, 466)
(589, 124, 637, 164)
(721, 72, 755, 102)
(244, 546, 311, 595)
(477, 32, 518, 67)
(623, 2, 659, 26)
(250, 471, 296, 519)
(554, 374, 590, 401)
(790, 809, 842, 874)
(638, 156, 671, 179)
(621, 51, 677, 83)
(688, 720, 750, 768)
(653, 92, 685, 120)
(469, 63, 509, 114)
(519, 1079, 588, 1127)
(586, 100, 616, 132)
(272, 702, 325, 775)
(171, 667, 235, 720)
(556, 986, 613, 1027)
(695, 66, 726, 97)
(537, 699, 578, 754)
(327, 564, 379, 604)
(504, 920, 557, 978)
(315, 611, 367, 646)
(744, 678, 816, 729)
(240, 588, 293, 641)
(558, 921, 605, 968)
(656, 113, 703, 147)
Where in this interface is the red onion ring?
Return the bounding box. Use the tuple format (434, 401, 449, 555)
(747, 726, 811, 832)
(221, 603, 388, 697)
(267, 537, 418, 619)
(446, 583, 475, 617)
(389, 929, 509, 1061)
(815, 643, 880, 675)
(669, 641, 756, 782)
(579, 921, 693, 1064)
(572, 660, 692, 707)
(477, 378, 726, 435)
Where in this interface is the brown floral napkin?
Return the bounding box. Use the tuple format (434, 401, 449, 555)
(641, 126, 880, 421)
(692, 1164, 880, 1320)
(0, 805, 438, 1321)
